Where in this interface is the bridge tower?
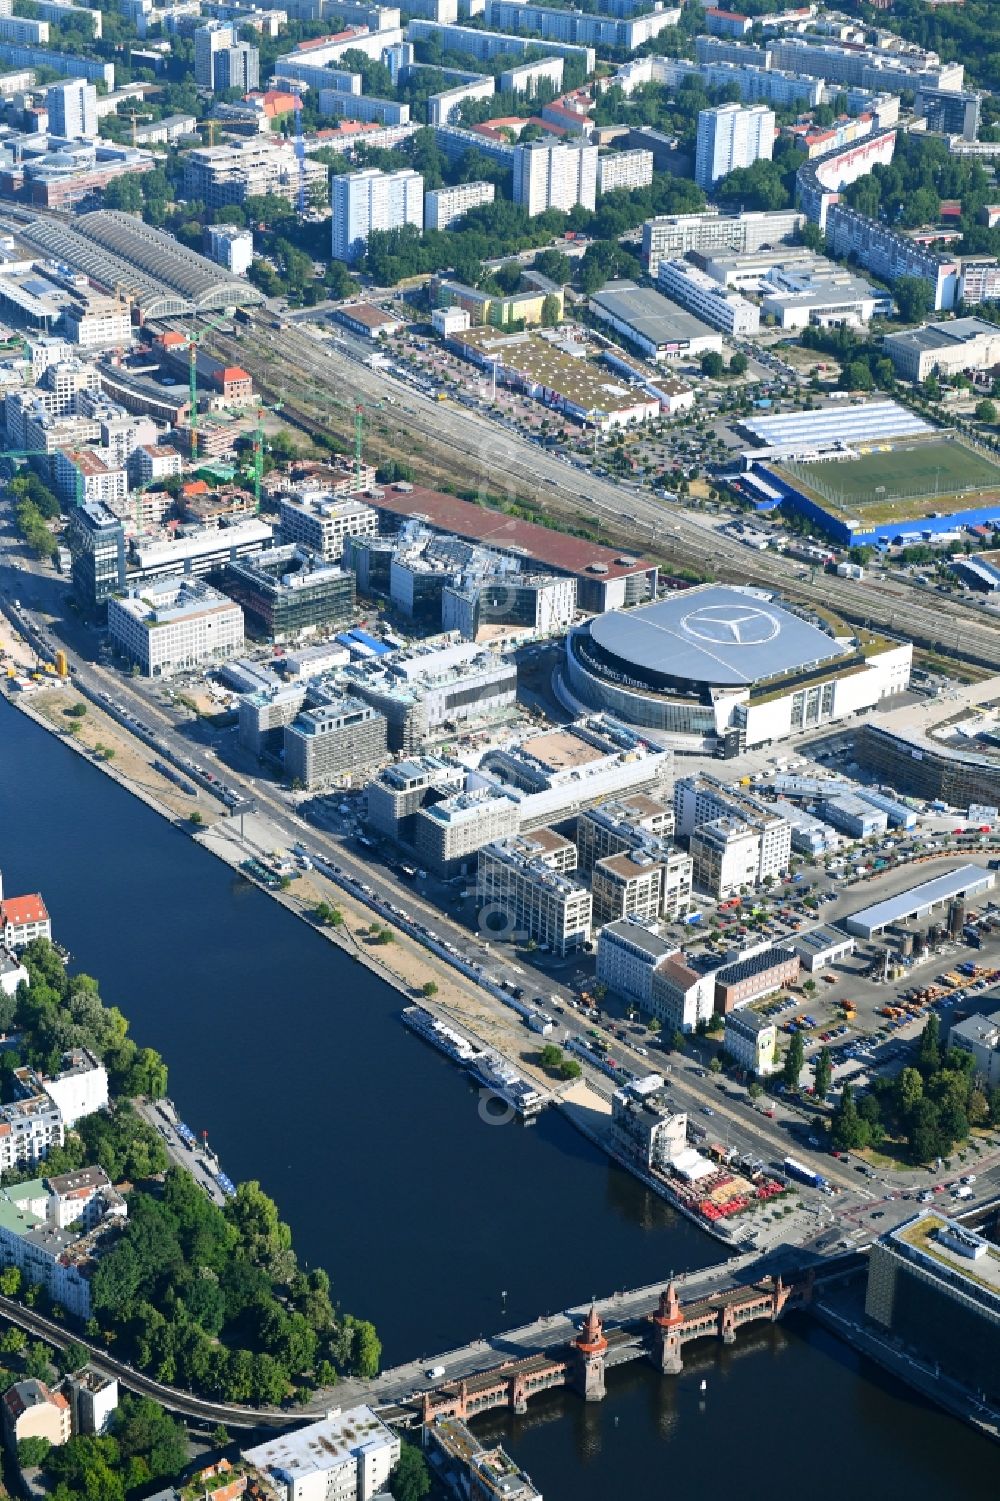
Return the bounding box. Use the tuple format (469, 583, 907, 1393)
(571, 1305, 608, 1402)
(651, 1283, 684, 1375)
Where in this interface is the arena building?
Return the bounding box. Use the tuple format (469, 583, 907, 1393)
(564, 584, 911, 752)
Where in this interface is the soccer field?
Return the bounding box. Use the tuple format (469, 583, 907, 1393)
(780, 438, 1000, 514)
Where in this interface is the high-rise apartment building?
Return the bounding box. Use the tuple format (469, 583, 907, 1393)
(215, 42, 259, 93)
(513, 138, 598, 216)
(46, 79, 97, 139)
(194, 20, 237, 88)
(331, 167, 424, 262)
(695, 102, 775, 189)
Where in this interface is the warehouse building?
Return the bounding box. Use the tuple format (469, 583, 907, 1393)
(588, 280, 724, 362)
(844, 865, 996, 938)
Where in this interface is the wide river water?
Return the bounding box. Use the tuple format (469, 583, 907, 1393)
(0, 700, 991, 1497)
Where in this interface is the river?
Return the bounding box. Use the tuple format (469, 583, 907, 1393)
(0, 699, 992, 1496)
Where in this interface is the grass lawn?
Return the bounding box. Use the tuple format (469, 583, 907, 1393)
(776, 436, 1000, 520)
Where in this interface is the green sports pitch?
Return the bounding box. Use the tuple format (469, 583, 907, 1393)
(774, 436, 1000, 520)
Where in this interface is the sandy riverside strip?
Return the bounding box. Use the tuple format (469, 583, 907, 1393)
(195, 817, 559, 1090)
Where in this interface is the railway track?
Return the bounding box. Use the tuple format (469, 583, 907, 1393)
(212, 322, 1000, 668)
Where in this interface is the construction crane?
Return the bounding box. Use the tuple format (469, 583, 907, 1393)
(180, 310, 235, 461)
(293, 94, 306, 220)
(250, 401, 283, 511)
(354, 403, 364, 490)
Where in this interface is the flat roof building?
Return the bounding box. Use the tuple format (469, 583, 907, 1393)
(108, 576, 245, 678)
(844, 864, 996, 937)
(883, 317, 1000, 384)
(283, 693, 387, 789)
(243, 1406, 400, 1501)
(222, 545, 355, 642)
(589, 279, 724, 362)
(278, 494, 378, 562)
(477, 835, 592, 955)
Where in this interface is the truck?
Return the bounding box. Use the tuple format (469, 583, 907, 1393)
(783, 1156, 829, 1191)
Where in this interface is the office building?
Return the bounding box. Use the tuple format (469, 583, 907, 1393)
(65, 499, 125, 615)
(222, 545, 355, 642)
(865, 1212, 1000, 1404)
(883, 316, 1000, 383)
(331, 167, 424, 262)
(127, 517, 273, 586)
(650, 951, 719, 1033)
(513, 138, 597, 216)
(348, 646, 518, 753)
(366, 755, 465, 843)
(948, 1008, 1000, 1089)
(424, 180, 495, 231)
(597, 918, 676, 1007)
(108, 577, 245, 678)
(714, 946, 799, 1013)
(592, 850, 671, 928)
(46, 79, 97, 139)
(675, 774, 791, 885)
(576, 794, 674, 871)
(690, 815, 762, 901)
(283, 694, 387, 788)
(657, 257, 760, 336)
(415, 785, 520, 877)
(724, 1009, 777, 1076)
(610, 1082, 687, 1172)
(477, 832, 592, 956)
(642, 207, 805, 276)
(278, 494, 377, 562)
(695, 102, 774, 189)
(915, 85, 981, 142)
(244, 1407, 400, 1501)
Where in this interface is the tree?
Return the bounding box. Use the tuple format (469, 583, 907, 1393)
(701, 351, 725, 379)
(113, 1396, 187, 1480)
(895, 1066, 924, 1117)
(748, 1081, 764, 1100)
(729, 351, 748, 376)
(390, 1443, 432, 1501)
(894, 275, 934, 324)
(830, 1083, 869, 1152)
(351, 1319, 381, 1379)
(17, 1436, 50, 1469)
(558, 1059, 582, 1080)
(23, 1340, 55, 1383)
(539, 1044, 563, 1069)
(57, 1341, 89, 1376)
(918, 1013, 943, 1075)
(420, 981, 438, 998)
(0, 1266, 21, 1296)
(540, 293, 562, 328)
(783, 1031, 805, 1089)
(976, 398, 997, 424)
(814, 1047, 833, 1100)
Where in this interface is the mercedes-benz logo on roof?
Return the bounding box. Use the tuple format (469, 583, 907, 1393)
(681, 604, 780, 647)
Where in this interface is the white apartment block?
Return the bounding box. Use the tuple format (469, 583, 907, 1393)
(108, 577, 245, 678)
(279, 494, 378, 561)
(596, 917, 677, 1007)
(46, 78, 98, 138)
(0, 891, 51, 950)
(424, 180, 495, 231)
(499, 56, 563, 96)
(207, 223, 254, 276)
(477, 839, 592, 955)
(244, 1407, 401, 1501)
(597, 149, 654, 196)
(132, 444, 183, 487)
(55, 449, 128, 512)
(674, 774, 791, 886)
(695, 102, 775, 189)
(331, 167, 424, 262)
(42, 1051, 108, 1130)
(642, 208, 804, 276)
(657, 257, 761, 336)
(0, 1171, 126, 1321)
(824, 203, 959, 312)
(62, 296, 131, 349)
(690, 815, 761, 900)
(0, 1074, 64, 1174)
(414, 786, 519, 874)
(513, 138, 597, 216)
